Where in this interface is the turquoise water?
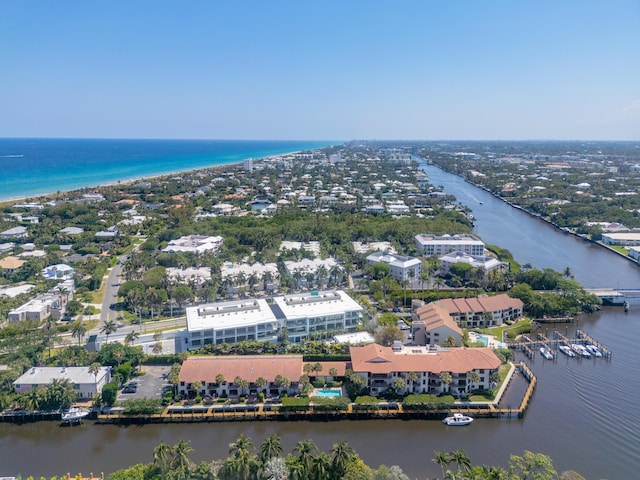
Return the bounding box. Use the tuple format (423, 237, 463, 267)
(477, 336, 489, 346)
(314, 388, 342, 398)
(0, 138, 335, 201)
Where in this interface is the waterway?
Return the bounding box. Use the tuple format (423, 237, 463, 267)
(1, 164, 639, 479)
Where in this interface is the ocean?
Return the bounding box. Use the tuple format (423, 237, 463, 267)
(0, 138, 334, 201)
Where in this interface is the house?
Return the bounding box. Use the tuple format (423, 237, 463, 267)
(415, 234, 484, 256)
(349, 343, 501, 396)
(435, 294, 524, 328)
(0, 226, 28, 239)
(283, 258, 339, 287)
(167, 267, 212, 285)
(412, 302, 463, 346)
(13, 366, 111, 399)
(601, 232, 640, 246)
(0, 256, 25, 277)
(42, 264, 75, 281)
(365, 251, 421, 282)
(59, 227, 85, 236)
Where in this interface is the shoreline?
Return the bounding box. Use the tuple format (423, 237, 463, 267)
(0, 148, 313, 206)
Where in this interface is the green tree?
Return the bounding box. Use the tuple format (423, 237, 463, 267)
(259, 434, 284, 465)
(509, 450, 557, 480)
(100, 319, 117, 344)
(71, 320, 87, 346)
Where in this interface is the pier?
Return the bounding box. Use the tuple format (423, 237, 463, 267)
(509, 330, 611, 360)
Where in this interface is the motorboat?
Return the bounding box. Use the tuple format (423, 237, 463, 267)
(62, 407, 89, 423)
(559, 345, 576, 357)
(443, 413, 474, 426)
(540, 347, 554, 360)
(585, 344, 603, 357)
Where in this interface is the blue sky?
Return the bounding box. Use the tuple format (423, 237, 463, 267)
(2, 1, 639, 140)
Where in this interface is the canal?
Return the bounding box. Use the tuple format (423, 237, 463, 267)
(1, 164, 639, 479)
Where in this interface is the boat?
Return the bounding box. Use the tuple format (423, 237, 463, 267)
(585, 344, 603, 357)
(62, 407, 89, 423)
(571, 344, 591, 358)
(540, 347, 554, 360)
(442, 413, 474, 426)
(559, 345, 576, 357)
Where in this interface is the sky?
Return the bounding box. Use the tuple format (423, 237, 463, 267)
(2, 1, 639, 141)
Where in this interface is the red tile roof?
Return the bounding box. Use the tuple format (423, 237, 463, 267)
(436, 294, 523, 314)
(179, 355, 304, 383)
(414, 302, 462, 334)
(349, 344, 501, 375)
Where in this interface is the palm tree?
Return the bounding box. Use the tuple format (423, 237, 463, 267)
(262, 270, 274, 292)
(100, 319, 117, 344)
(124, 330, 139, 346)
(294, 439, 317, 478)
(451, 449, 472, 474)
(255, 376, 267, 394)
(439, 371, 453, 393)
(316, 265, 328, 286)
(330, 440, 354, 478)
(467, 371, 481, 392)
(259, 434, 283, 465)
(229, 434, 255, 480)
(153, 442, 174, 480)
(234, 376, 249, 397)
(216, 373, 225, 385)
(312, 452, 332, 480)
(392, 376, 406, 394)
(71, 320, 87, 346)
(88, 362, 102, 391)
(171, 439, 194, 477)
(433, 450, 452, 478)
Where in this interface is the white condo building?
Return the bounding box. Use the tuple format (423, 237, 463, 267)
(185, 290, 364, 348)
(14, 366, 111, 399)
(365, 251, 422, 282)
(415, 234, 485, 256)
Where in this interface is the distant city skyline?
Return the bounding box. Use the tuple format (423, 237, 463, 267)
(2, 1, 639, 141)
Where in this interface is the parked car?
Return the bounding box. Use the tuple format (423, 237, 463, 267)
(122, 384, 137, 394)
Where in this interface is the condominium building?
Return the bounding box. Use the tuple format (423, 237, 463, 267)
(185, 290, 364, 348)
(415, 234, 484, 256)
(436, 294, 524, 328)
(349, 343, 501, 396)
(365, 251, 422, 282)
(186, 299, 279, 349)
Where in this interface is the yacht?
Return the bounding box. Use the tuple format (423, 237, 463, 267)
(443, 413, 474, 426)
(62, 407, 89, 423)
(539, 347, 554, 360)
(559, 345, 576, 357)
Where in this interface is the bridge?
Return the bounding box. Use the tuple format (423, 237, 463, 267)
(585, 288, 640, 305)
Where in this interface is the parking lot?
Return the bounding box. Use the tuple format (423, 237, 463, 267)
(117, 365, 172, 401)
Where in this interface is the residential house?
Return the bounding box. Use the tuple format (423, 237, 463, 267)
(13, 365, 111, 399)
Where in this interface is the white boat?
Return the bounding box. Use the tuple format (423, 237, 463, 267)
(443, 413, 474, 426)
(62, 407, 89, 423)
(571, 344, 591, 358)
(585, 344, 603, 357)
(540, 347, 554, 360)
(559, 345, 576, 357)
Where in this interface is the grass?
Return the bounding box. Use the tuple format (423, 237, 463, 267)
(481, 317, 532, 342)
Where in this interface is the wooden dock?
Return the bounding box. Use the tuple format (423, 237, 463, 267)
(509, 329, 611, 360)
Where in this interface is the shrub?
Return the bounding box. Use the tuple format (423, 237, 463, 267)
(101, 381, 118, 406)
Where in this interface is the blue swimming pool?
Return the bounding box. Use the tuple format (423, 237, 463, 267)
(477, 336, 489, 346)
(314, 388, 342, 398)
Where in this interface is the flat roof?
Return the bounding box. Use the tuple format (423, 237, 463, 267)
(273, 290, 362, 320)
(186, 298, 278, 332)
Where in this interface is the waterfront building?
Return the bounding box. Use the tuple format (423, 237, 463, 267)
(415, 233, 484, 256)
(178, 355, 304, 398)
(436, 294, 524, 328)
(349, 343, 501, 396)
(186, 298, 279, 349)
(412, 302, 462, 347)
(272, 290, 362, 343)
(439, 251, 508, 275)
(365, 251, 421, 282)
(13, 365, 111, 399)
(601, 232, 640, 246)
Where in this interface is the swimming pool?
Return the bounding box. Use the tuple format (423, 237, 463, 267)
(476, 336, 489, 346)
(314, 388, 342, 398)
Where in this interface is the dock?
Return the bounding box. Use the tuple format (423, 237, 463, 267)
(509, 329, 611, 360)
